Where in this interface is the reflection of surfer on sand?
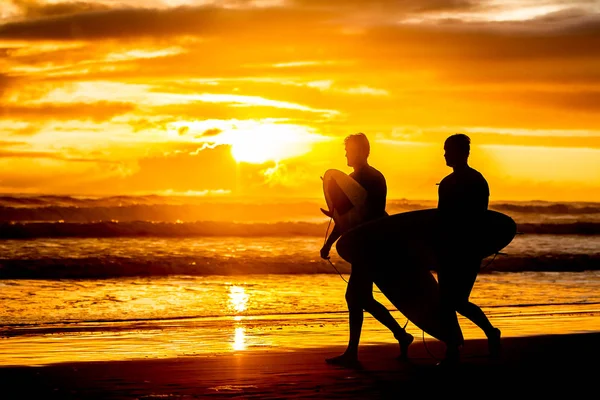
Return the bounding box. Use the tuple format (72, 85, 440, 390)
(320, 132, 413, 367)
(436, 133, 502, 367)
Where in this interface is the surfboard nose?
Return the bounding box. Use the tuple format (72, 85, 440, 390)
(320, 208, 333, 218)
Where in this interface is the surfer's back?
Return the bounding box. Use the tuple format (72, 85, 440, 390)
(438, 166, 489, 237)
(438, 166, 489, 214)
(350, 165, 388, 221)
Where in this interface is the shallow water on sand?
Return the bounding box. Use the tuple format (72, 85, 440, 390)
(1, 272, 599, 366)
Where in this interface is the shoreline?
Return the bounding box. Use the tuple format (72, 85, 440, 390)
(3, 306, 599, 368)
(2, 332, 598, 398)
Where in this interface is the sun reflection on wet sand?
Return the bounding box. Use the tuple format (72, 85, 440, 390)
(228, 285, 248, 313)
(228, 286, 248, 350)
(232, 327, 246, 351)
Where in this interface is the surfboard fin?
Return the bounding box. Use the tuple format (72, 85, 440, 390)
(320, 208, 333, 218)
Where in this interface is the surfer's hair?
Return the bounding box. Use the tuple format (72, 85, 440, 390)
(445, 133, 470, 156)
(344, 132, 370, 157)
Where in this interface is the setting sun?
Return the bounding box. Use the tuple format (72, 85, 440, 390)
(227, 123, 327, 164)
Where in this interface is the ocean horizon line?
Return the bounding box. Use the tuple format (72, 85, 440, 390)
(0, 193, 599, 204)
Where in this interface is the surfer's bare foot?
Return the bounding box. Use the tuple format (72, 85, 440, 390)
(488, 327, 502, 358)
(395, 332, 414, 361)
(325, 353, 361, 368)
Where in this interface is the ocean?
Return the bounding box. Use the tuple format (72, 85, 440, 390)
(0, 195, 599, 366)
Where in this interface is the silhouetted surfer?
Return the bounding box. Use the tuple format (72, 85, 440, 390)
(436, 133, 501, 366)
(321, 132, 413, 367)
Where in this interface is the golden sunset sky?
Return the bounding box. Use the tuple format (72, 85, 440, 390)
(1, 0, 599, 201)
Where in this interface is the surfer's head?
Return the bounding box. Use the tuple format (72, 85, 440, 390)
(444, 133, 470, 168)
(344, 132, 370, 168)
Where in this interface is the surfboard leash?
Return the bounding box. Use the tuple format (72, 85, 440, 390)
(481, 252, 499, 269)
(323, 215, 351, 285)
(421, 331, 442, 362)
(480, 229, 521, 270)
(323, 215, 386, 292)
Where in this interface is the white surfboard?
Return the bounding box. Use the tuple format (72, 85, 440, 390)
(322, 169, 368, 234)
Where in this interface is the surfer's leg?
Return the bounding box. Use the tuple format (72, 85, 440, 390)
(436, 261, 465, 365)
(362, 298, 413, 360)
(346, 306, 364, 357)
(456, 300, 501, 357)
(350, 262, 414, 360)
(344, 267, 367, 358)
(457, 301, 501, 355)
(326, 269, 364, 365)
(325, 311, 362, 367)
(453, 262, 501, 357)
(325, 312, 363, 366)
(456, 301, 495, 333)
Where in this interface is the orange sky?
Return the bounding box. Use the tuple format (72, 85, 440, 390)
(1, 0, 599, 201)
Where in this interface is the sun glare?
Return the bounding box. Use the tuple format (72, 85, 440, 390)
(228, 123, 323, 164)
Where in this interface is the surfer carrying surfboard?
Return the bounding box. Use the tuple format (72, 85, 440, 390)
(436, 133, 502, 366)
(320, 133, 414, 367)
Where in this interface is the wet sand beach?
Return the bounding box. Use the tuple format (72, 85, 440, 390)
(2, 332, 597, 399)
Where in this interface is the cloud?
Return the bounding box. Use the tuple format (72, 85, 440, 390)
(0, 140, 27, 147)
(0, 153, 131, 193)
(0, 101, 136, 123)
(356, 21, 600, 65)
(529, 7, 600, 30)
(198, 128, 222, 137)
(1, 0, 598, 44)
(10, 0, 112, 19)
(290, 0, 480, 13)
(341, 85, 389, 96)
(177, 125, 189, 136)
(188, 143, 220, 156)
(0, 149, 111, 162)
(3, 4, 598, 90)
(233, 156, 333, 197)
(0, 73, 16, 97)
(496, 90, 600, 113)
(381, 126, 600, 149)
(0, 122, 41, 136)
(0, 5, 322, 40)
(0, 1, 513, 42)
(99, 144, 239, 193)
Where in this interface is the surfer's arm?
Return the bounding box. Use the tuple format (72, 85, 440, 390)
(324, 227, 341, 249)
(321, 227, 341, 259)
